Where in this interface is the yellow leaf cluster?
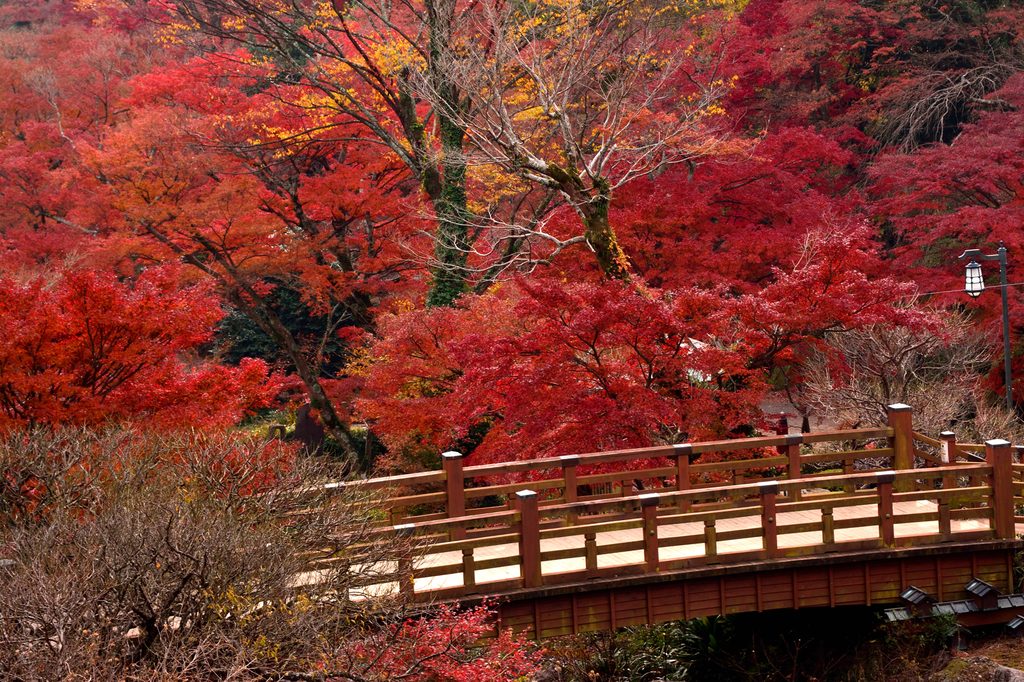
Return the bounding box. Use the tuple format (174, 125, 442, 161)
(364, 38, 425, 77)
(155, 19, 200, 46)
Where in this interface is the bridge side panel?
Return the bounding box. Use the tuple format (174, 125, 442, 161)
(724, 576, 758, 614)
(794, 570, 830, 608)
(499, 549, 1015, 639)
(867, 564, 902, 605)
(833, 567, 868, 606)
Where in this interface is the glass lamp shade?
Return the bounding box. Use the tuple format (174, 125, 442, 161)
(965, 260, 985, 298)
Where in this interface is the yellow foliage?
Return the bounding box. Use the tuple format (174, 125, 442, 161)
(364, 38, 425, 77)
(221, 15, 247, 31)
(344, 345, 378, 378)
(155, 19, 200, 46)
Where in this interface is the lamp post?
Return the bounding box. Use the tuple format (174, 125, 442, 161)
(959, 242, 1013, 410)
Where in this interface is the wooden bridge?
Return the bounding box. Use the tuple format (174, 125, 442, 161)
(322, 405, 1024, 638)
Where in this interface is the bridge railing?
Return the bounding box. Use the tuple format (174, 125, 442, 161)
(322, 403, 1012, 534)
(322, 408, 926, 532)
(309, 406, 1020, 601)
(324, 441, 1014, 600)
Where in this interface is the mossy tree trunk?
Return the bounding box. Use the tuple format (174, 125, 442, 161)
(423, 0, 472, 308)
(579, 183, 630, 281)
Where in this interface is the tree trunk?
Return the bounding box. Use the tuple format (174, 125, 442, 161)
(580, 186, 631, 281)
(424, 0, 471, 308)
(426, 118, 471, 307)
(236, 295, 362, 465)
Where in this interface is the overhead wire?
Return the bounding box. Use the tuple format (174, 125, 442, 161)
(913, 281, 1024, 297)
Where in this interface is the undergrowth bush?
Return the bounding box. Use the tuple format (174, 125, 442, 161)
(545, 609, 957, 681)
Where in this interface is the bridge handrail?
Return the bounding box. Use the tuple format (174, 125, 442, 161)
(312, 405, 1023, 546)
(318, 426, 895, 495)
(325, 449, 1013, 598)
(306, 409, 1023, 602)
(376, 462, 994, 538)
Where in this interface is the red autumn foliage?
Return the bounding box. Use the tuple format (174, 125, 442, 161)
(360, 224, 912, 468)
(1, 0, 1022, 455)
(349, 602, 544, 681)
(0, 267, 278, 430)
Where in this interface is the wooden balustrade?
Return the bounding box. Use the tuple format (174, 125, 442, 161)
(305, 406, 1024, 599)
(352, 461, 1008, 600)
(322, 424, 900, 529)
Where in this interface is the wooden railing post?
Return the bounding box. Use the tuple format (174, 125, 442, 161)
(394, 523, 416, 595)
(786, 434, 802, 500)
(640, 493, 660, 572)
(442, 451, 466, 540)
(821, 506, 835, 546)
(704, 519, 717, 561)
(584, 531, 598, 576)
(517, 490, 542, 587)
(986, 439, 1014, 539)
(759, 481, 779, 557)
(674, 443, 692, 512)
(940, 431, 958, 492)
(887, 404, 914, 492)
(877, 471, 895, 546)
(561, 455, 579, 526)
(940, 431, 958, 464)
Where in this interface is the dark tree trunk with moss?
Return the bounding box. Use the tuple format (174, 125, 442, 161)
(580, 183, 630, 281)
(233, 294, 362, 464)
(423, 0, 472, 308)
(426, 117, 472, 307)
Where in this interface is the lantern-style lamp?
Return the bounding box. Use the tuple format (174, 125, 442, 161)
(964, 260, 985, 298)
(959, 242, 1012, 409)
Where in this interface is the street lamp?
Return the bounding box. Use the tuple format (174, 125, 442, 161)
(959, 242, 1013, 410)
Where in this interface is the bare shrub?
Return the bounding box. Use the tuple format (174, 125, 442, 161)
(0, 428, 534, 681)
(801, 313, 1021, 443)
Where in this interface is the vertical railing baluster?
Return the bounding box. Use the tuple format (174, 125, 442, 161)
(786, 435, 803, 500)
(517, 490, 542, 587)
(443, 451, 466, 541)
(822, 506, 834, 546)
(640, 493, 660, 573)
(674, 443, 692, 513)
(877, 471, 895, 546)
(462, 548, 476, 590)
(395, 523, 415, 596)
(561, 455, 579, 526)
(585, 531, 598, 576)
(938, 500, 951, 539)
(759, 481, 779, 558)
(704, 519, 717, 560)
